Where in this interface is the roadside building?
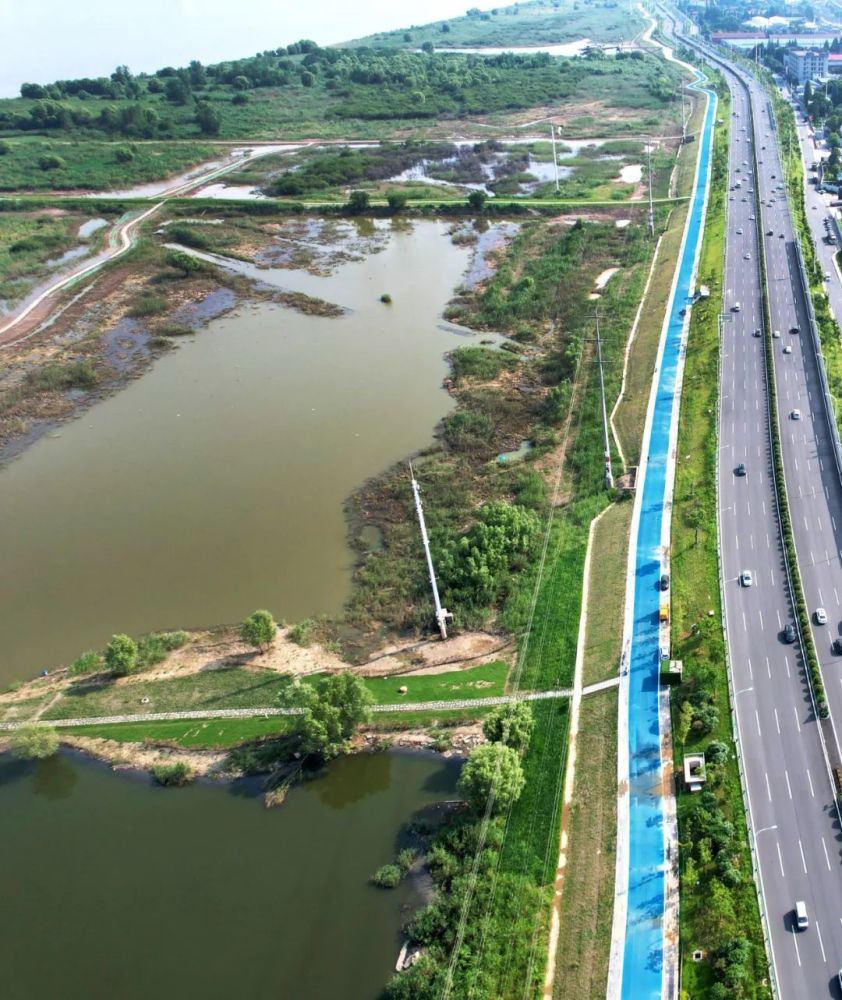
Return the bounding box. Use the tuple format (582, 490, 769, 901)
(784, 48, 828, 83)
(829, 53, 842, 76)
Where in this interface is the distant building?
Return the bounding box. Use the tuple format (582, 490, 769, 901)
(829, 53, 842, 76)
(784, 49, 828, 83)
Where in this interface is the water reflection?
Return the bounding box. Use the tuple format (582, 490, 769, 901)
(30, 754, 79, 801)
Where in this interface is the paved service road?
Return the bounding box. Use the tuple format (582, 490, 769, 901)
(662, 12, 842, 996)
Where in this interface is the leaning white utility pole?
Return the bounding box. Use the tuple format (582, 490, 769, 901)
(646, 136, 655, 236)
(409, 463, 452, 639)
(550, 124, 560, 193)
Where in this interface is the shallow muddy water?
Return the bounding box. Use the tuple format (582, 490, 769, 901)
(0, 749, 459, 1000)
(0, 221, 472, 682)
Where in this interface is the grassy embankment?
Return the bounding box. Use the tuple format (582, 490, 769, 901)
(348, 0, 644, 49)
(0, 139, 219, 191)
(612, 65, 707, 465)
(669, 77, 770, 999)
(550, 498, 629, 1000)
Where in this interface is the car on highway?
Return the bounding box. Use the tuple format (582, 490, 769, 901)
(783, 345, 793, 354)
(735, 463, 747, 476)
(740, 570, 753, 587)
(825, 272, 832, 282)
(791, 408, 802, 420)
(779, 233, 785, 238)
(773, 329, 780, 338)
(832, 637, 842, 655)
(732, 302, 741, 312)
(744, 252, 752, 260)
(789, 326, 800, 335)
(736, 227, 743, 234)
(795, 900, 808, 929)
(660, 573, 670, 592)
(766, 229, 774, 236)
(816, 608, 828, 625)
(783, 623, 797, 643)
(749, 214, 755, 220)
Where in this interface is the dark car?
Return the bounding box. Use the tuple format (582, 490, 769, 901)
(783, 623, 797, 644)
(789, 326, 800, 335)
(660, 573, 670, 592)
(766, 229, 774, 236)
(832, 638, 842, 655)
(735, 463, 747, 476)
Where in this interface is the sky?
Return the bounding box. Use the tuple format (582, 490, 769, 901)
(0, 0, 500, 98)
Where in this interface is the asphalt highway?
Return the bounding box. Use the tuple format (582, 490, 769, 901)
(662, 13, 842, 996)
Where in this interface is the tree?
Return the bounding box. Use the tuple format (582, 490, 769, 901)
(164, 77, 190, 105)
(676, 700, 693, 745)
(386, 190, 408, 214)
(240, 609, 277, 651)
(20, 82, 46, 99)
(468, 190, 487, 211)
(195, 101, 221, 136)
(10, 724, 59, 760)
(104, 634, 138, 675)
(232, 75, 251, 91)
(482, 702, 533, 752)
(281, 672, 374, 760)
(457, 742, 525, 814)
(346, 190, 370, 214)
(300, 71, 315, 88)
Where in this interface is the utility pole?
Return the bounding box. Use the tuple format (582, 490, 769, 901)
(550, 124, 560, 194)
(409, 463, 452, 640)
(594, 310, 614, 490)
(646, 135, 655, 236)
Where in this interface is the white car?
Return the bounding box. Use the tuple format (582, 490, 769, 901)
(783, 345, 792, 354)
(736, 227, 743, 234)
(825, 272, 832, 281)
(749, 214, 755, 221)
(744, 252, 752, 260)
(816, 608, 828, 625)
(740, 570, 754, 587)
(791, 408, 801, 420)
(772, 329, 781, 338)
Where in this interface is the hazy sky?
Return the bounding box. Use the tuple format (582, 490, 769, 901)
(0, 0, 500, 98)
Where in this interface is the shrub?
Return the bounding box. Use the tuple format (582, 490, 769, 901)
(346, 190, 370, 214)
(136, 630, 189, 668)
(482, 702, 534, 752)
(104, 633, 138, 675)
(70, 650, 102, 675)
(165, 249, 208, 276)
(232, 92, 249, 106)
(706, 740, 729, 764)
(397, 847, 418, 873)
(287, 617, 315, 647)
(241, 610, 277, 651)
(442, 409, 493, 452)
(37, 154, 65, 171)
(152, 761, 193, 786)
(0, 140, 11, 155)
(128, 292, 167, 317)
(380, 293, 392, 304)
(457, 742, 525, 814)
(167, 223, 212, 250)
(371, 864, 401, 888)
(114, 147, 134, 163)
(449, 346, 512, 382)
(387, 191, 408, 213)
(10, 725, 59, 760)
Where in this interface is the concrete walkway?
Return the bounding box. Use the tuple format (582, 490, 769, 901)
(0, 681, 620, 732)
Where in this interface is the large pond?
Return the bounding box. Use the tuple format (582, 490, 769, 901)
(0, 749, 460, 1000)
(0, 221, 473, 684)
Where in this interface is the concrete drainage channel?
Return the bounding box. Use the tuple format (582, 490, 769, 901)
(607, 36, 718, 1000)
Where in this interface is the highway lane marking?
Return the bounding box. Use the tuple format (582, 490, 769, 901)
(766, 533, 770, 549)
(750, 534, 754, 549)
(743, 611, 747, 631)
(817, 920, 827, 964)
(833, 517, 838, 533)
(835, 587, 840, 605)
(775, 610, 780, 629)
(760, 610, 766, 630)
(756, 710, 762, 737)
(765, 772, 772, 801)
(825, 837, 834, 871)
(765, 656, 771, 678)
(793, 704, 800, 730)
(774, 707, 781, 734)
(778, 840, 787, 878)
(806, 768, 815, 798)
(785, 769, 793, 799)
(799, 839, 808, 874)
(748, 657, 753, 679)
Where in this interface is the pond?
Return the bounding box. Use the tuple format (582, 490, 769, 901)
(0, 749, 460, 1000)
(0, 221, 473, 683)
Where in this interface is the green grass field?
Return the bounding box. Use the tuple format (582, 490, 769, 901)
(0, 139, 220, 192)
(348, 0, 646, 49)
(35, 661, 509, 723)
